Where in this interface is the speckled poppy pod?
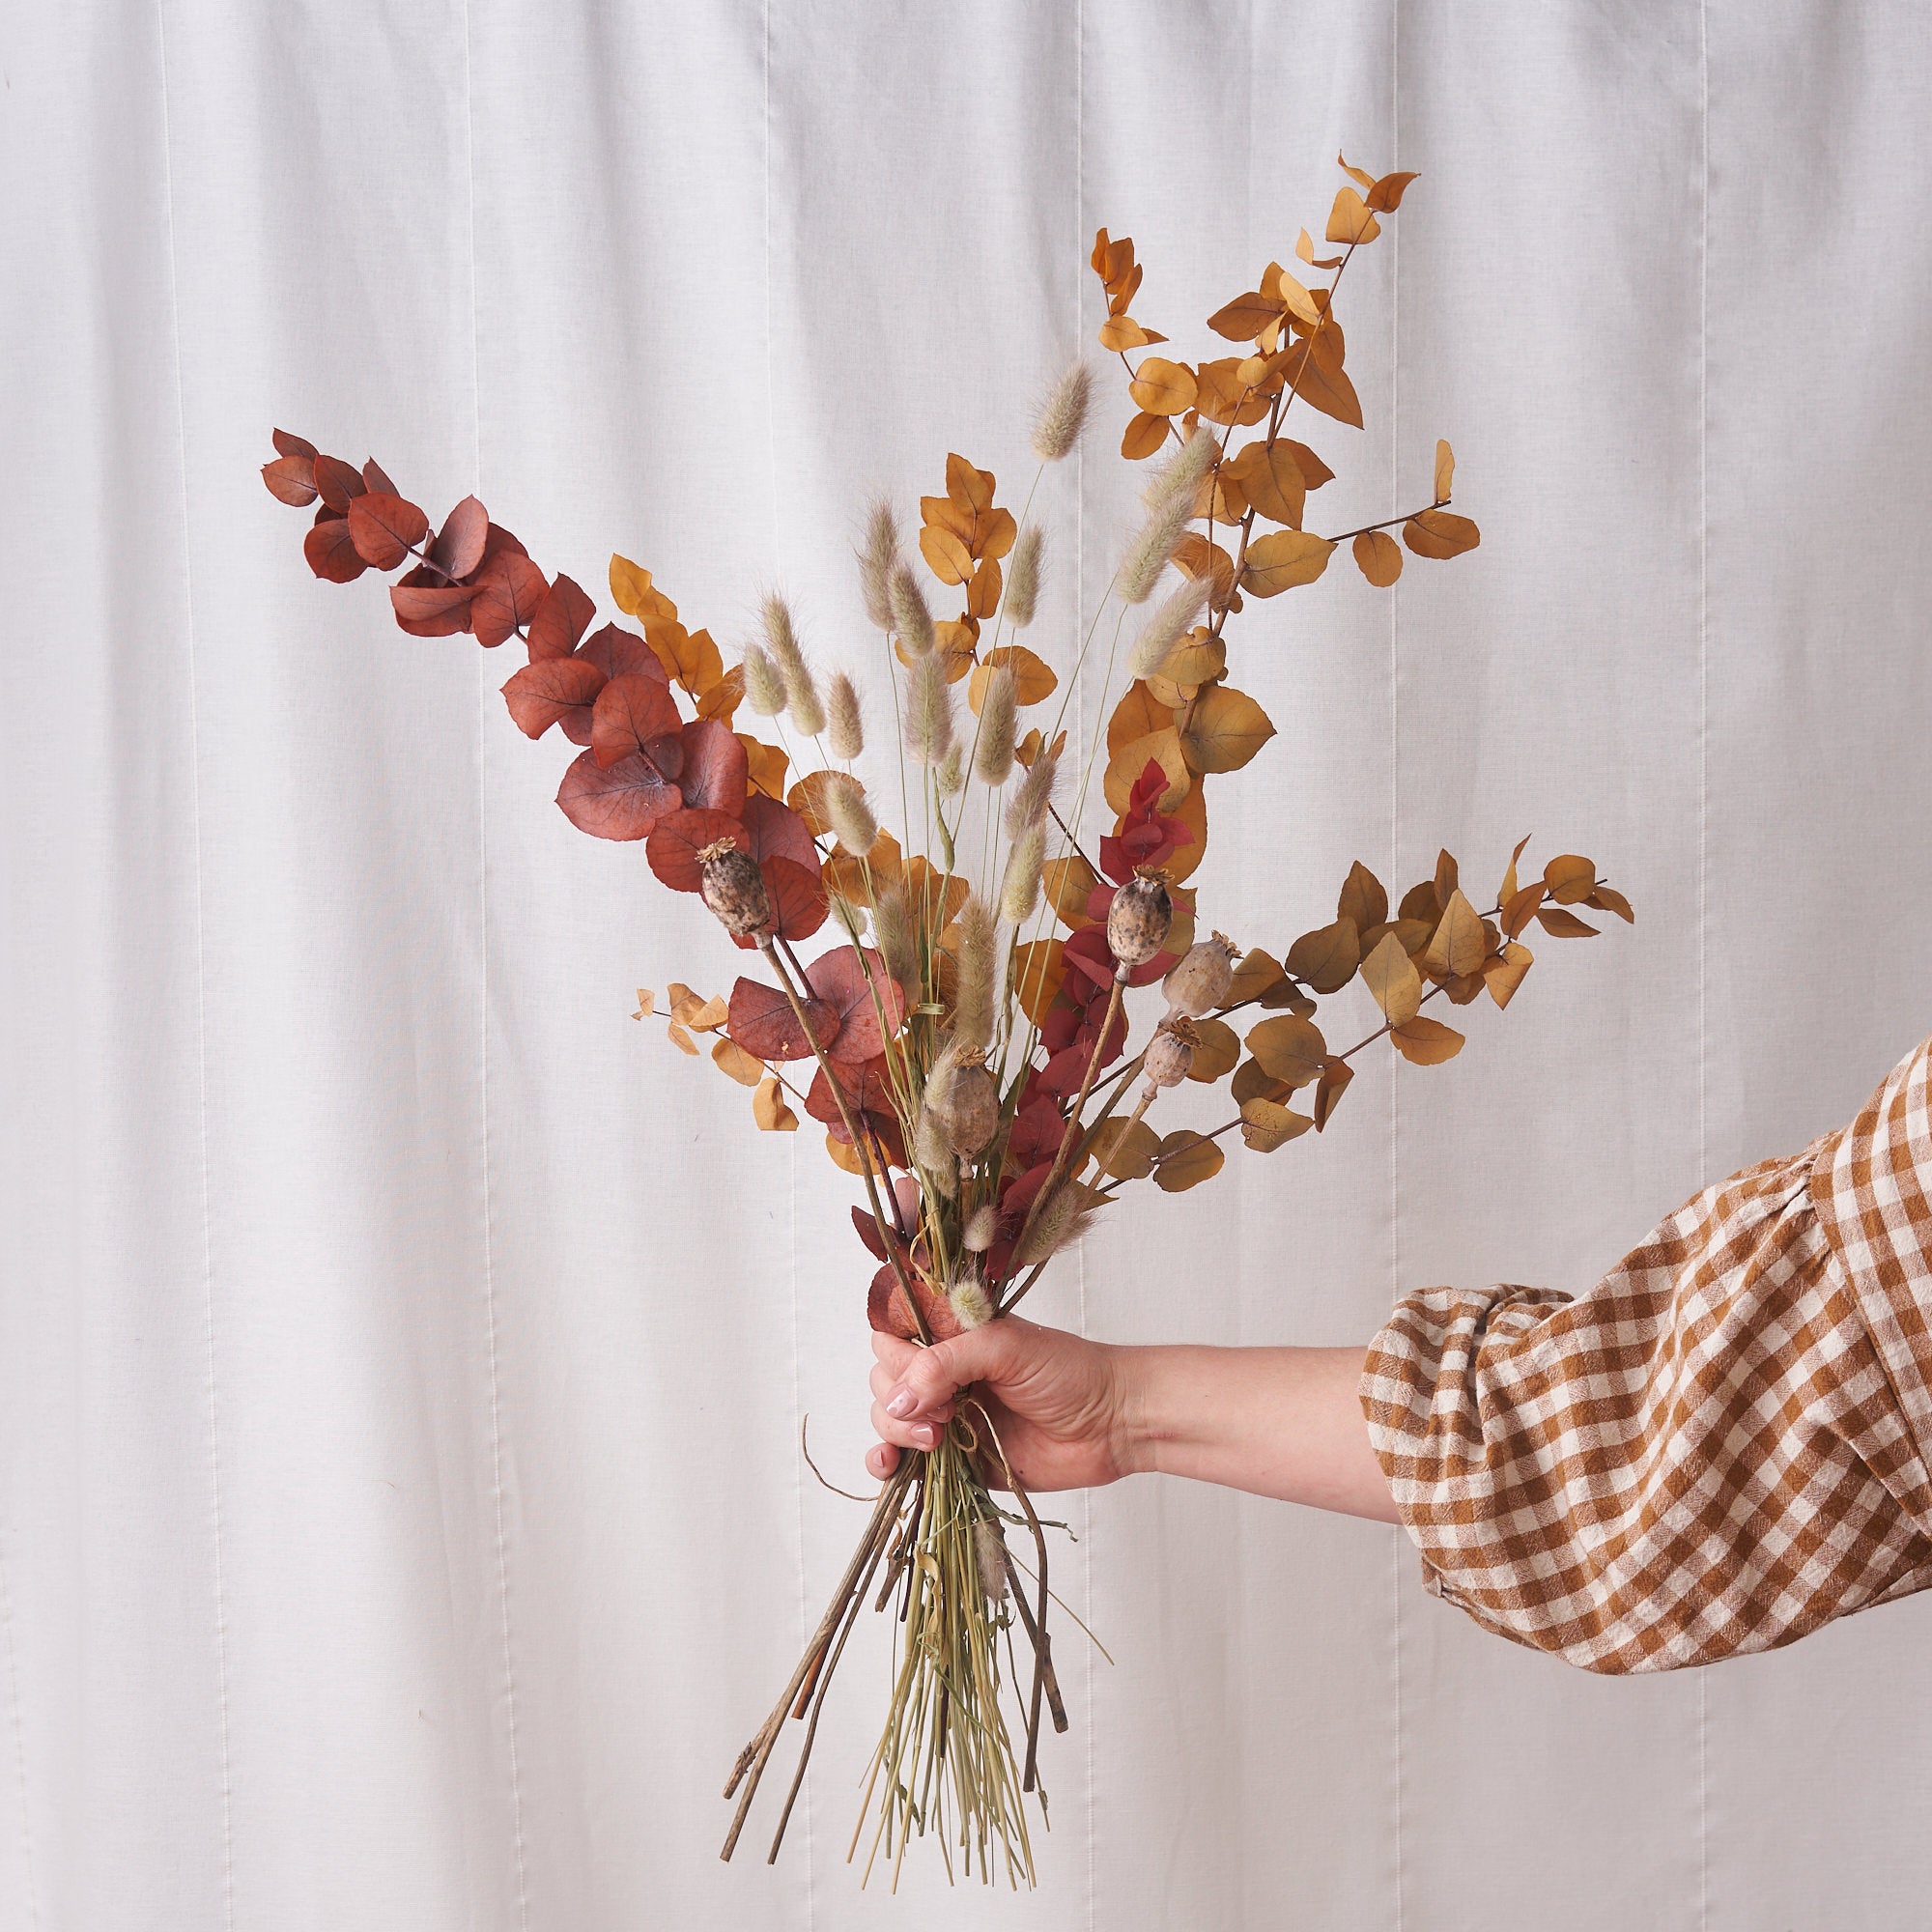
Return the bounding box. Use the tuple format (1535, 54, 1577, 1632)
(1106, 871, 1174, 973)
(697, 839, 769, 937)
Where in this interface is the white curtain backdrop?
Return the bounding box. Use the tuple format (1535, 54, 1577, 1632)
(8, 3, 1932, 1925)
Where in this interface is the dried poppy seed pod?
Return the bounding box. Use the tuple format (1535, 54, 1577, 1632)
(962, 1203, 998, 1253)
(1162, 930, 1240, 1017)
(929, 1049, 1000, 1157)
(1143, 1016, 1200, 1091)
(1107, 873, 1173, 974)
(697, 839, 770, 937)
(949, 1264, 993, 1332)
(974, 1517, 1010, 1600)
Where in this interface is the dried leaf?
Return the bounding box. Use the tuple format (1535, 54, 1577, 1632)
(1498, 832, 1533, 908)
(555, 749, 682, 842)
(1043, 854, 1100, 928)
(391, 577, 475, 637)
(1422, 888, 1486, 978)
(1326, 186, 1382, 245)
(1178, 686, 1275, 775)
(1240, 1098, 1314, 1151)
(470, 551, 550, 648)
(1011, 939, 1065, 1025)
(1337, 860, 1388, 931)
(643, 806, 743, 891)
(804, 946, 907, 1062)
(1207, 292, 1282, 341)
(1434, 439, 1455, 503)
(1121, 411, 1169, 460)
(1227, 948, 1286, 1006)
(1103, 729, 1189, 815)
(608, 554, 666, 621)
(1361, 929, 1423, 1025)
(1390, 1015, 1463, 1065)
(1543, 854, 1597, 904)
(668, 983, 728, 1030)
(920, 524, 974, 585)
(727, 977, 839, 1063)
(312, 454, 366, 513)
(303, 517, 367, 583)
(262, 453, 318, 506)
(1127, 357, 1198, 417)
(1153, 1131, 1225, 1192)
(1278, 339, 1363, 430)
(678, 719, 750, 816)
(946, 453, 995, 512)
(1240, 530, 1335, 596)
(1485, 941, 1534, 1009)
(1352, 529, 1403, 586)
(1091, 1118, 1161, 1180)
(1244, 1014, 1327, 1089)
(1187, 1017, 1240, 1082)
(501, 656, 607, 741)
(526, 572, 596, 661)
(762, 854, 830, 943)
(971, 646, 1056, 710)
(1365, 170, 1420, 213)
(1403, 509, 1481, 559)
(753, 1074, 799, 1130)
(1287, 917, 1360, 994)
(1535, 906, 1600, 938)
(666, 1022, 697, 1055)
(1502, 881, 1547, 939)
(1226, 440, 1306, 527)
(590, 672, 682, 769)
(1313, 1055, 1354, 1130)
(1588, 884, 1635, 923)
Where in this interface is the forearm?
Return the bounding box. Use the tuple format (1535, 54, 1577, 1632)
(1115, 1344, 1400, 1521)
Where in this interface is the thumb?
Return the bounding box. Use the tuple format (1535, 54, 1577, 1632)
(890, 1317, 1030, 1417)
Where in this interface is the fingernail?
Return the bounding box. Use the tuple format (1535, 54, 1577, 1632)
(886, 1386, 918, 1419)
(911, 1423, 938, 1449)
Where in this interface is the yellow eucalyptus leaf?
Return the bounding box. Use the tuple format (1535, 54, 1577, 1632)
(1239, 1097, 1315, 1151)
(1107, 680, 1177, 755)
(1352, 529, 1403, 586)
(971, 645, 1057, 711)
(712, 1037, 765, 1087)
(1434, 438, 1455, 502)
(1544, 854, 1598, 903)
(1326, 185, 1382, 245)
(1179, 685, 1276, 774)
(1104, 726, 1190, 815)
(1361, 930, 1422, 1026)
(1243, 1013, 1327, 1089)
(1240, 530, 1335, 596)
(1422, 888, 1487, 978)
(1403, 508, 1481, 559)
(1127, 356, 1198, 417)
(1186, 1017, 1240, 1083)
(1091, 1119, 1161, 1180)
(1121, 411, 1169, 460)
(1389, 1016, 1463, 1065)
(1153, 1130, 1225, 1192)
(919, 523, 974, 585)
(1287, 917, 1361, 994)
(1485, 941, 1534, 1009)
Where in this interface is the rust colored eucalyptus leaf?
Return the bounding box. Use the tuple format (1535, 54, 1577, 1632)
(312, 454, 366, 513)
(261, 453, 318, 506)
(525, 573, 595, 661)
(575, 621, 665, 684)
(590, 672, 682, 769)
(737, 794, 817, 871)
(805, 947, 907, 1062)
(390, 575, 476, 637)
(303, 517, 368, 583)
(761, 855, 829, 944)
(555, 749, 681, 841)
(271, 428, 316, 460)
(347, 492, 430, 570)
(677, 718, 749, 816)
(469, 550, 550, 648)
(867, 1262, 964, 1343)
(429, 496, 490, 581)
(502, 656, 607, 741)
(644, 806, 743, 892)
(728, 976, 840, 1063)
(361, 458, 399, 496)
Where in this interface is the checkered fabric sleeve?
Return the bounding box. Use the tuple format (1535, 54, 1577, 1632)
(1359, 1032, 1932, 1673)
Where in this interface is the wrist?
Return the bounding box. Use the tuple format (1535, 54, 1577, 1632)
(1105, 1342, 1176, 1480)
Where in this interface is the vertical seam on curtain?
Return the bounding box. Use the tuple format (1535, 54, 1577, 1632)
(460, 2, 533, 1921)
(1387, 9, 1405, 1931)
(1695, 5, 1712, 1928)
(0, 1543, 39, 1926)
(1073, 2, 1093, 1922)
(762, 1, 816, 1914)
(154, 5, 237, 1920)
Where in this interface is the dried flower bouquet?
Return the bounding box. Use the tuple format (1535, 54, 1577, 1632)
(262, 157, 1631, 1889)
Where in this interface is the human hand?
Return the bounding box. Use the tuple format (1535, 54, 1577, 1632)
(865, 1315, 1137, 1492)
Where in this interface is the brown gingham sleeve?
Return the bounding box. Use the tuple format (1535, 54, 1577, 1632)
(1360, 1032, 1932, 1673)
